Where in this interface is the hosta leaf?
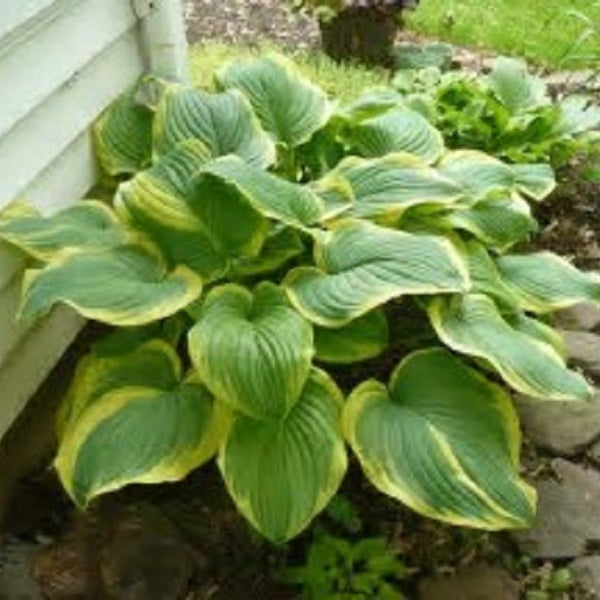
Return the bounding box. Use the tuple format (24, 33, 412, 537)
(188, 282, 314, 420)
(506, 312, 566, 359)
(496, 252, 600, 313)
(333, 154, 463, 221)
(428, 293, 592, 401)
(343, 348, 536, 529)
(338, 88, 403, 122)
(309, 174, 354, 221)
(440, 195, 537, 251)
(295, 124, 346, 180)
(116, 147, 268, 280)
(19, 244, 203, 326)
(231, 227, 304, 278)
(219, 368, 347, 542)
(93, 94, 153, 176)
(557, 95, 600, 135)
(439, 151, 515, 200)
(153, 86, 275, 167)
(55, 382, 224, 506)
(512, 164, 556, 200)
(146, 139, 213, 196)
(117, 176, 228, 281)
(439, 150, 555, 202)
(285, 220, 469, 327)
(186, 173, 268, 257)
(216, 55, 332, 148)
(463, 241, 521, 309)
(315, 309, 389, 364)
(57, 339, 181, 435)
(487, 57, 547, 113)
(0, 201, 125, 262)
(345, 107, 444, 163)
(197, 155, 324, 228)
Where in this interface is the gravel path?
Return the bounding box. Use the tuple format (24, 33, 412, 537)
(184, 0, 320, 49)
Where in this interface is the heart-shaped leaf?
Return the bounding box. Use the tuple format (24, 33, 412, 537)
(219, 368, 347, 542)
(333, 154, 463, 221)
(188, 282, 314, 420)
(56, 381, 225, 506)
(216, 55, 332, 148)
(428, 293, 592, 401)
(285, 220, 469, 327)
(0, 201, 125, 262)
(19, 244, 203, 326)
(116, 145, 268, 281)
(57, 339, 181, 435)
(344, 347, 536, 529)
(496, 252, 600, 313)
(344, 107, 445, 164)
(153, 86, 275, 167)
(197, 155, 324, 228)
(93, 94, 153, 176)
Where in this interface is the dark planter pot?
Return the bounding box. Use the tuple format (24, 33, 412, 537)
(319, 6, 399, 67)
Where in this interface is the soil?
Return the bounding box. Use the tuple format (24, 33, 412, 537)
(535, 163, 600, 271)
(184, 0, 320, 49)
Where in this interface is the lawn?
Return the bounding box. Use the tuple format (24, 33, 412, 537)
(406, 0, 600, 69)
(189, 42, 388, 103)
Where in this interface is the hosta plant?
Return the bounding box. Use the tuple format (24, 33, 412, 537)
(2, 54, 600, 543)
(391, 56, 600, 165)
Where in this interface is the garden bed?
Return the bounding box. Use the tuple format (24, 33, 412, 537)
(1, 2, 600, 599)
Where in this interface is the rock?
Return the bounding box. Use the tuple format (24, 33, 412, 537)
(0, 537, 43, 599)
(589, 439, 600, 466)
(100, 502, 198, 600)
(570, 556, 600, 596)
(34, 502, 200, 600)
(418, 563, 519, 600)
(561, 331, 600, 378)
(514, 391, 600, 456)
(512, 459, 600, 559)
(34, 527, 102, 599)
(555, 303, 600, 332)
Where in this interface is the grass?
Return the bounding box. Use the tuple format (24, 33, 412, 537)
(189, 42, 388, 104)
(406, 0, 600, 70)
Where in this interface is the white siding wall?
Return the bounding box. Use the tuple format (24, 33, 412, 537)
(0, 0, 188, 438)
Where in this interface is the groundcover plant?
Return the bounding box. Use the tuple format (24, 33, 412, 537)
(1, 54, 599, 543)
(391, 56, 600, 165)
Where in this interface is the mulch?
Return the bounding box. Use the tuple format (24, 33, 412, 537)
(184, 0, 320, 49)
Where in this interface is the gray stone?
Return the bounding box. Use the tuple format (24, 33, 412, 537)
(590, 439, 600, 466)
(100, 503, 197, 600)
(418, 563, 519, 600)
(562, 330, 600, 378)
(34, 502, 200, 600)
(513, 459, 600, 559)
(555, 303, 600, 332)
(514, 391, 600, 456)
(0, 538, 43, 600)
(570, 556, 600, 596)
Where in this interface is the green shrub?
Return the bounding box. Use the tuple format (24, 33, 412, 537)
(2, 54, 600, 543)
(283, 534, 408, 599)
(391, 56, 600, 165)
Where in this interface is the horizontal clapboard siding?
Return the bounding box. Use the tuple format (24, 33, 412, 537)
(0, 0, 188, 438)
(0, 0, 138, 140)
